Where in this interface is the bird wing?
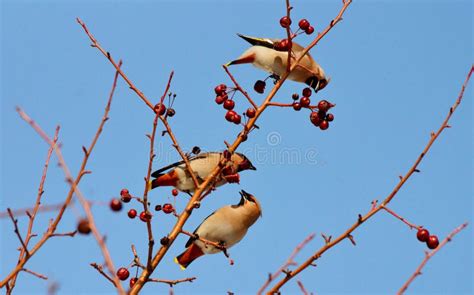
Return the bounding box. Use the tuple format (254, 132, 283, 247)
(184, 211, 216, 248)
(151, 152, 217, 178)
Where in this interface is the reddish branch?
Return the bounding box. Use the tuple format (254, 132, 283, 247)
(90, 263, 116, 287)
(1, 66, 125, 293)
(297, 280, 310, 295)
(142, 111, 160, 270)
(75, 1, 353, 293)
(257, 233, 315, 294)
(382, 206, 420, 230)
(4, 128, 59, 293)
(398, 222, 468, 294)
(266, 65, 473, 293)
(222, 66, 258, 109)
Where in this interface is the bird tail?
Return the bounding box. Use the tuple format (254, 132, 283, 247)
(148, 171, 178, 191)
(174, 243, 204, 270)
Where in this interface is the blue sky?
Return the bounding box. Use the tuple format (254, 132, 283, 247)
(1, 0, 472, 294)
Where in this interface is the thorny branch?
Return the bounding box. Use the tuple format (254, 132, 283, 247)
(397, 223, 468, 294)
(266, 65, 473, 293)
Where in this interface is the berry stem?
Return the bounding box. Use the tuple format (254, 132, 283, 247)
(381, 206, 420, 230)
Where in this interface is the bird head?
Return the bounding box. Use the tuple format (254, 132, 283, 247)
(239, 190, 262, 217)
(232, 153, 257, 172)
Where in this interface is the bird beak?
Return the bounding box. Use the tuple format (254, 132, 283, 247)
(226, 53, 256, 66)
(248, 162, 257, 170)
(240, 190, 251, 200)
(237, 34, 274, 48)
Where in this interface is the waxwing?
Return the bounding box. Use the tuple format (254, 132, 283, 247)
(227, 34, 329, 92)
(175, 190, 261, 269)
(149, 152, 256, 193)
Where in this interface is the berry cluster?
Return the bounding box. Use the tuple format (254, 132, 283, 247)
(416, 228, 439, 250)
(154, 203, 175, 214)
(279, 16, 315, 35)
(290, 88, 335, 130)
(214, 83, 256, 125)
(275, 17, 314, 52)
(309, 100, 334, 130)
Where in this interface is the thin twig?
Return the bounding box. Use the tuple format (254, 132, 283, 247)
(397, 223, 468, 294)
(257, 233, 315, 294)
(6, 209, 29, 256)
(147, 277, 196, 286)
(21, 268, 48, 280)
(382, 206, 420, 230)
(266, 65, 473, 293)
(76, 18, 154, 110)
(90, 263, 116, 287)
(297, 280, 310, 295)
(222, 66, 258, 110)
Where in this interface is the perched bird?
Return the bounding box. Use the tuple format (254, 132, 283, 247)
(227, 34, 329, 91)
(149, 152, 256, 193)
(175, 190, 262, 269)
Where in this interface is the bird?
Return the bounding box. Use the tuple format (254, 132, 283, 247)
(175, 190, 262, 269)
(149, 152, 256, 193)
(227, 34, 329, 92)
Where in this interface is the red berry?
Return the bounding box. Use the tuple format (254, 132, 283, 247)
(77, 218, 91, 235)
(292, 102, 302, 111)
(427, 235, 439, 249)
(275, 39, 291, 51)
(129, 278, 137, 288)
(279, 16, 292, 28)
(300, 96, 311, 108)
(224, 99, 235, 110)
(139, 211, 151, 222)
(246, 108, 256, 118)
(163, 203, 174, 214)
(225, 110, 237, 122)
(232, 114, 242, 125)
(254, 80, 266, 94)
(416, 228, 430, 242)
(310, 112, 322, 126)
(128, 209, 137, 219)
(120, 189, 131, 203)
(214, 84, 227, 95)
(117, 267, 130, 281)
(215, 95, 226, 105)
(172, 189, 179, 196)
(319, 120, 329, 130)
(302, 87, 312, 97)
(155, 205, 162, 211)
(292, 93, 299, 100)
(318, 100, 330, 112)
(305, 26, 315, 35)
(326, 113, 334, 122)
(166, 108, 176, 117)
(298, 19, 310, 30)
(154, 103, 166, 115)
(110, 199, 122, 212)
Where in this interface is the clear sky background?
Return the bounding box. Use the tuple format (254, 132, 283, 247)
(1, 0, 472, 294)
